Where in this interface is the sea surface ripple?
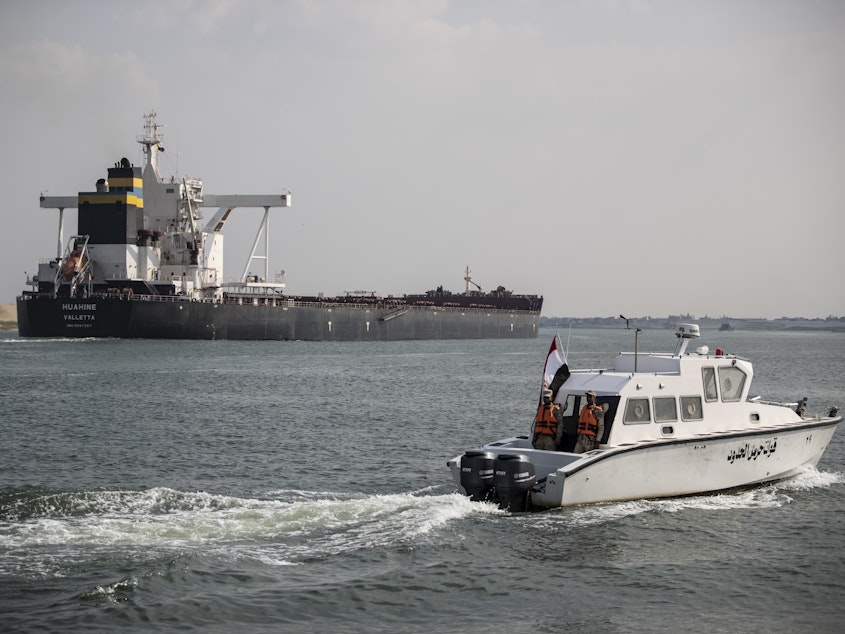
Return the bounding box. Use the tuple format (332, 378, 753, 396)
(1, 328, 844, 633)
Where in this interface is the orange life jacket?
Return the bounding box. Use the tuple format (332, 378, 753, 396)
(535, 404, 559, 436)
(577, 405, 600, 437)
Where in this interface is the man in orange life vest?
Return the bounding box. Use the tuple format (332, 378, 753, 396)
(533, 389, 563, 451)
(575, 390, 605, 453)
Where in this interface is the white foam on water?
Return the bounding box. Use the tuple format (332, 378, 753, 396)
(0, 487, 491, 567)
(77, 576, 139, 603)
(776, 465, 844, 490)
(0, 336, 104, 344)
(9, 469, 835, 574)
(238, 492, 505, 566)
(534, 466, 843, 528)
(251, 552, 298, 567)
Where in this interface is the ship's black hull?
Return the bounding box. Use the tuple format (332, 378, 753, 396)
(16, 297, 540, 341)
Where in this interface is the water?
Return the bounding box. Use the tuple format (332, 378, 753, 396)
(1, 328, 844, 633)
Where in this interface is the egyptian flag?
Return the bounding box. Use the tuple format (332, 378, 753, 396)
(542, 333, 570, 401)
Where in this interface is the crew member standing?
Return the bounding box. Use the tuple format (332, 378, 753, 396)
(575, 390, 604, 453)
(533, 389, 562, 451)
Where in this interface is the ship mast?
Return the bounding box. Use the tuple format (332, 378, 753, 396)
(137, 111, 164, 181)
(464, 266, 482, 294)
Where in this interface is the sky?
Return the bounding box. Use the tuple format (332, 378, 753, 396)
(1, 0, 843, 319)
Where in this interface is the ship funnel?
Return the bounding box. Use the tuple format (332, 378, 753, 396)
(96, 178, 108, 192)
(673, 323, 700, 356)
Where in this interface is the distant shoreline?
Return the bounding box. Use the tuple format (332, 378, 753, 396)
(540, 315, 845, 333)
(0, 303, 17, 330)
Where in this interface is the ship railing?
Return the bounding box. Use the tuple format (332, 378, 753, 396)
(283, 301, 538, 315)
(82, 291, 541, 314)
(220, 275, 287, 287)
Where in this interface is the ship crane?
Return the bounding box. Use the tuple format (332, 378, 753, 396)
(464, 266, 482, 295)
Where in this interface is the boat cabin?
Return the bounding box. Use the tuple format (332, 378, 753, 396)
(551, 324, 796, 450)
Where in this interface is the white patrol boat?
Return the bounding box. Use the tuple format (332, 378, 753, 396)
(448, 324, 842, 511)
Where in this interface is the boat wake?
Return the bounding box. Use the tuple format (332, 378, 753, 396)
(0, 335, 109, 344)
(2, 468, 839, 576)
(0, 486, 495, 576)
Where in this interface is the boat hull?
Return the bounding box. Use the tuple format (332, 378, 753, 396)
(449, 417, 841, 509)
(16, 296, 540, 341)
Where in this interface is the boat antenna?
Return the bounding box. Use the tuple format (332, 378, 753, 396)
(620, 315, 642, 372)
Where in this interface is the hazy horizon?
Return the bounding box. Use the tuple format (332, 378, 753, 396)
(2, 1, 843, 319)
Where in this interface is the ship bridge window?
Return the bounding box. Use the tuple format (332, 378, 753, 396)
(623, 398, 651, 424)
(653, 397, 677, 423)
(681, 396, 703, 421)
(718, 366, 747, 402)
(702, 367, 718, 402)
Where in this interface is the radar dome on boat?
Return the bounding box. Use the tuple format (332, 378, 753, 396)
(675, 323, 700, 339)
(673, 323, 700, 356)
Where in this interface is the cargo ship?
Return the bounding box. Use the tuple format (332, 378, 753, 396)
(17, 113, 542, 340)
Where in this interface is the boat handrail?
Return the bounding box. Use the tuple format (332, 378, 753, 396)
(749, 398, 800, 408)
(567, 368, 678, 376)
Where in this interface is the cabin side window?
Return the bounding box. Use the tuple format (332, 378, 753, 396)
(702, 367, 718, 402)
(681, 395, 703, 421)
(623, 398, 651, 424)
(718, 366, 747, 402)
(559, 394, 577, 417)
(653, 397, 677, 423)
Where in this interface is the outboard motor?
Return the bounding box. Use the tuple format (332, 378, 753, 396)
(493, 454, 536, 512)
(460, 451, 496, 501)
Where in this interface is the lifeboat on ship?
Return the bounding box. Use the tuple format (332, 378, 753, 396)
(61, 249, 87, 281)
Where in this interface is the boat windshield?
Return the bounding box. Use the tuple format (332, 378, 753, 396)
(718, 366, 747, 402)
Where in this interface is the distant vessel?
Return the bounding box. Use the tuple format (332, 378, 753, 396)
(17, 113, 542, 340)
(719, 322, 733, 331)
(449, 324, 841, 511)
